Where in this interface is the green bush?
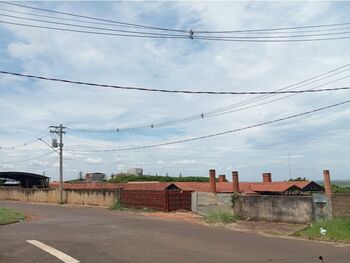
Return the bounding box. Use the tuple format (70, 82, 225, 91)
(294, 218, 350, 242)
(0, 207, 25, 225)
(331, 184, 350, 193)
(110, 199, 124, 210)
(204, 209, 237, 224)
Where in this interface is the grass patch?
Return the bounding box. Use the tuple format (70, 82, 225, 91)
(0, 207, 25, 225)
(110, 199, 124, 210)
(110, 200, 156, 213)
(294, 218, 350, 243)
(204, 209, 237, 224)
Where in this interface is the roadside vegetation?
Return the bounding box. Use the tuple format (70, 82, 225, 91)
(0, 207, 25, 225)
(109, 174, 210, 183)
(110, 200, 155, 213)
(204, 209, 237, 224)
(331, 184, 350, 193)
(294, 218, 350, 243)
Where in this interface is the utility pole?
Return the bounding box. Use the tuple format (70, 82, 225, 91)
(50, 124, 66, 204)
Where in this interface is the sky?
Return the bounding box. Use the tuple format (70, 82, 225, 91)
(0, 1, 350, 182)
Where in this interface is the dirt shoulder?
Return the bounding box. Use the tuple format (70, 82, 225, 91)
(131, 210, 349, 247)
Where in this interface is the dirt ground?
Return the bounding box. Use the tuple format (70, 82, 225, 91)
(133, 210, 307, 237)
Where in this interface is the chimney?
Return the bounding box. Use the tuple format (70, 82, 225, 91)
(218, 174, 226, 182)
(262, 173, 272, 183)
(232, 171, 239, 193)
(209, 169, 216, 193)
(323, 170, 332, 197)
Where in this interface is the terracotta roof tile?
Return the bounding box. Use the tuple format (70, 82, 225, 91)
(249, 182, 301, 192)
(50, 180, 320, 194)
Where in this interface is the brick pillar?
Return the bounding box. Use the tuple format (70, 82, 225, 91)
(232, 171, 239, 193)
(218, 174, 226, 182)
(262, 173, 272, 183)
(323, 170, 332, 197)
(209, 169, 216, 193)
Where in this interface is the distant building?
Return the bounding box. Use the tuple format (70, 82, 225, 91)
(127, 168, 143, 176)
(85, 172, 105, 182)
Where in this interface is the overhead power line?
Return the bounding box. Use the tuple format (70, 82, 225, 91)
(3, 150, 56, 164)
(68, 66, 350, 133)
(0, 130, 50, 150)
(0, 1, 187, 33)
(65, 99, 350, 153)
(4, 12, 350, 40)
(2, 2, 350, 42)
(1, 70, 350, 95)
(0, 13, 188, 37)
(2, 6, 350, 36)
(0, 20, 187, 39)
(2, 19, 350, 42)
(3, 1, 350, 36)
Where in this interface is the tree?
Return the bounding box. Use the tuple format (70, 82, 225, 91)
(288, 177, 306, 181)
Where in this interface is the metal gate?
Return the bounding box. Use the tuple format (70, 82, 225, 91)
(120, 189, 192, 212)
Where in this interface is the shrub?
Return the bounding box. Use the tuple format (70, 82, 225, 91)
(204, 209, 237, 224)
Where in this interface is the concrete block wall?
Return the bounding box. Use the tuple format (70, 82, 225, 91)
(0, 188, 61, 203)
(66, 189, 117, 207)
(331, 193, 350, 218)
(233, 195, 314, 224)
(0, 188, 119, 207)
(191, 192, 233, 215)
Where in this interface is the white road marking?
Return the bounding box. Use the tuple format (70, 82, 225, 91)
(26, 240, 79, 263)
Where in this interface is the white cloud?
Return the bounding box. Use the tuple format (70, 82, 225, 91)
(0, 164, 14, 169)
(0, 1, 349, 181)
(172, 159, 196, 165)
(84, 157, 102, 165)
(31, 160, 48, 167)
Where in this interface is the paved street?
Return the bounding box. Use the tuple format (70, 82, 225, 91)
(0, 200, 349, 263)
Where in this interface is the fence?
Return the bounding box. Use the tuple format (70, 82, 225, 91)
(120, 189, 191, 212)
(0, 188, 118, 207)
(331, 193, 350, 218)
(233, 195, 315, 224)
(191, 192, 233, 215)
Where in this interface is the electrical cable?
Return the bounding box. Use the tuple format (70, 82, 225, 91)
(3, 19, 350, 42)
(0, 130, 50, 150)
(65, 99, 350, 152)
(4, 13, 350, 40)
(0, 7, 155, 29)
(2, 6, 350, 36)
(3, 1, 350, 36)
(3, 150, 56, 164)
(1, 70, 350, 95)
(0, 20, 187, 39)
(0, 13, 188, 37)
(0, 1, 187, 33)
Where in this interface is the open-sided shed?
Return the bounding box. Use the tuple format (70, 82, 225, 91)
(0, 171, 50, 188)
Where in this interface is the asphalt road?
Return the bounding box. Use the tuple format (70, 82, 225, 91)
(0, 200, 349, 263)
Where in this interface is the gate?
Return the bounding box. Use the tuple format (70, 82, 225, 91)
(120, 189, 192, 212)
